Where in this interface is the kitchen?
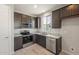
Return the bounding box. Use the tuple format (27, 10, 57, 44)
(0, 4, 79, 55)
(14, 4, 79, 55)
(14, 4, 64, 55)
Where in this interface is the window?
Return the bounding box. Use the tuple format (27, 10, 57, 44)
(42, 16, 46, 24)
(46, 15, 52, 31)
(46, 15, 52, 24)
(41, 14, 52, 32)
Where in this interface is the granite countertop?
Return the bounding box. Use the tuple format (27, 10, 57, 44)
(46, 34, 61, 39)
(14, 33, 33, 37)
(14, 32, 61, 39)
(14, 33, 22, 37)
(34, 32, 61, 39)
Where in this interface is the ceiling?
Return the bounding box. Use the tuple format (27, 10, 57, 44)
(14, 4, 68, 16)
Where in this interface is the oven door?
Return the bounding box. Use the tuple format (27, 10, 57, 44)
(23, 35, 33, 44)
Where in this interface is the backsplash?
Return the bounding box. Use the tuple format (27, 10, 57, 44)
(14, 28, 61, 36)
(14, 28, 38, 34)
(35, 28, 61, 36)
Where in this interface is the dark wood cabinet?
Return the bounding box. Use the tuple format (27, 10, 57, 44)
(40, 35, 46, 48)
(52, 4, 79, 28)
(21, 14, 32, 28)
(35, 34, 46, 48)
(60, 4, 79, 18)
(52, 9, 61, 28)
(21, 14, 31, 24)
(60, 6, 72, 18)
(38, 17, 41, 28)
(14, 36, 23, 51)
(35, 17, 38, 28)
(70, 5, 79, 16)
(21, 14, 29, 24)
(14, 12, 22, 29)
(34, 17, 41, 28)
(14, 12, 33, 28)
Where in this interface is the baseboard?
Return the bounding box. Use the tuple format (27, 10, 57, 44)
(62, 50, 73, 55)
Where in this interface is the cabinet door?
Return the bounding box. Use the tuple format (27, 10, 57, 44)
(14, 37, 23, 51)
(35, 17, 38, 28)
(22, 15, 29, 24)
(60, 4, 79, 18)
(21, 14, 32, 28)
(35, 34, 46, 48)
(35, 34, 40, 43)
(39, 35, 46, 48)
(52, 10, 61, 28)
(39, 17, 41, 28)
(70, 4, 79, 16)
(21, 15, 29, 28)
(14, 12, 22, 29)
(60, 6, 72, 18)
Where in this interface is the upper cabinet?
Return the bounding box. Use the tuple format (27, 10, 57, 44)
(52, 9, 61, 28)
(38, 17, 41, 28)
(70, 5, 79, 16)
(52, 4, 79, 28)
(21, 14, 32, 28)
(14, 12, 40, 29)
(60, 6, 71, 18)
(14, 12, 22, 29)
(60, 4, 79, 18)
(35, 17, 38, 28)
(34, 17, 41, 29)
(14, 5, 79, 29)
(14, 12, 33, 29)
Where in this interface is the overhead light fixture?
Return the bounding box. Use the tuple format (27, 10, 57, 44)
(34, 5, 38, 8)
(42, 10, 45, 12)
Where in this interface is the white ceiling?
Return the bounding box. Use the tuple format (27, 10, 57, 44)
(14, 4, 68, 16)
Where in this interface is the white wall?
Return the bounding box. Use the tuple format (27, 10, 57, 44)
(61, 16, 79, 55)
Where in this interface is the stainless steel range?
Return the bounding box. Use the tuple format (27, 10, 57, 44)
(20, 30, 33, 44)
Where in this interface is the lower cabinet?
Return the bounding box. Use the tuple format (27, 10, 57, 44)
(14, 36, 23, 51)
(34, 34, 61, 55)
(35, 34, 46, 48)
(46, 37, 62, 55)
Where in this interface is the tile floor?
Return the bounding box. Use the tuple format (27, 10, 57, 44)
(15, 43, 67, 55)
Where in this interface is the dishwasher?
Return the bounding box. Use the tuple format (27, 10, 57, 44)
(46, 37, 62, 55)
